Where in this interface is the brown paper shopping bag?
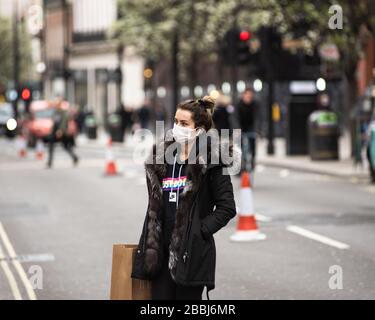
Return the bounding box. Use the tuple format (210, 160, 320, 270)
(110, 244, 152, 300)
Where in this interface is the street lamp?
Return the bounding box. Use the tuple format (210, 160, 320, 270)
(316, 78, 326, 91)
(143, 68, 153, 79)
(236, 80, 246, 93)
(253, 79, 263, 92)
(36, 62, 46, 74)
(222, 82, 231, 95)
(180, 86, 190, 98)
(194, 86, 203, 97)
(156, 87, 166, 98)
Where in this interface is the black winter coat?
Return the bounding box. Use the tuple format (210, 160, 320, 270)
(237, 100, 258, 132)
(131, 131, 241, 298)
(212, 104, 231, 131)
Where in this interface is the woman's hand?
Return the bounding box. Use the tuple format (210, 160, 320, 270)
(200, 166, 237, 238)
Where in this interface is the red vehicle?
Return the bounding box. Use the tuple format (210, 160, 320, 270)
(24, 100, 77, 147)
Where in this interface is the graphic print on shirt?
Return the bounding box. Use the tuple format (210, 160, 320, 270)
(162, 176, 187, 191)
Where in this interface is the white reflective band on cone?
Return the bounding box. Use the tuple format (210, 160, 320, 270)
(106, 148, 114, 161)
(239, 188, 254, 216)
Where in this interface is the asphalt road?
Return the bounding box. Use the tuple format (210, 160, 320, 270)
(0, 136, 374, 300)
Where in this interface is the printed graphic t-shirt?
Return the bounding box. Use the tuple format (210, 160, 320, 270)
(162, 158, 187, 255)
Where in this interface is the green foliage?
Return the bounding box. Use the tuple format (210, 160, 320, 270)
(113, 0, 274, 60)
(0, 17, 33, 88)
(0, 17, 12, 85)
(113, 0, 373, 80)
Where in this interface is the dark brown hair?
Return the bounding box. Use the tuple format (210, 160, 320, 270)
(177, 95, 215, 131)
(244, 87, 254, 94)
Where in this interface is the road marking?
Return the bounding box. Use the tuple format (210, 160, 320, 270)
(124, 170, 146, 180)
(363, 185, 375, 194)
(255, 214, 272, 222)
(350, 177, 359, 184)
(0, 222, 37, 300)
(136, 178, 146, 185)
(286, 225, 350, 250)
(279, 169, 290, 178)
(0, 253, 55, 263)
(236, 207, 272, 222)
(0, 242, 23, 300)
(255, 165, 265, 173)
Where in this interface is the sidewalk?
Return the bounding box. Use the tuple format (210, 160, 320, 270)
(257, 134, 370, 180)
(75, 129, 139, 149)
(74, 131, 370, 180)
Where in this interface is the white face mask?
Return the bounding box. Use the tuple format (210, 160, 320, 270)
(172, 123, 201, 143)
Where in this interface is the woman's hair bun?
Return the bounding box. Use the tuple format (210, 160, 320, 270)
(198, 95, 215, 114)
(178, 96, 215, 131)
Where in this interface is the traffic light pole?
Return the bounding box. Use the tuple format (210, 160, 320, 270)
(63, 0, 70, 101)
(230, 62, 237, 104)
(267, 80, 275, 155)
(172, 30, 179, 115)
(259, 27, 277, 156)
(12, 0, 19, 120)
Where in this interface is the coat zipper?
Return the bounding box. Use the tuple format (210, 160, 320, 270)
(182, 200, 195, 264)
(183, 251, 189, 263)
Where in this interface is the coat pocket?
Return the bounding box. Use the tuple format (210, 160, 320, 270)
(184, 229, 214, 281)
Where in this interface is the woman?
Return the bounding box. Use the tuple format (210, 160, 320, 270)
(131, 96, 241, 300)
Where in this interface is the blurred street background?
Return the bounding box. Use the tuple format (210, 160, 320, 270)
(0, 0, 375, 300)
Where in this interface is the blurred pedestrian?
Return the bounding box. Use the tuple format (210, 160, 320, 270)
(126, 107, 135, 133)
(47, 99, 79, 168)
(154, 103, 167, 122)
(131, 96, 240, 300)
(212, 93, 232, 134)
(138, 100, 151, 129)
(237, 87, 259, 171)
(126, 107, 134, 131)
(75, 105, 86, 134)
(116, 103, 127, 140)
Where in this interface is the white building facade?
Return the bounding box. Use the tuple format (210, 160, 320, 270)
(44, 0, 145, 127)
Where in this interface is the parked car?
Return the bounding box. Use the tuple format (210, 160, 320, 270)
(23, 100, 77, 147)
(0, 102, 17, 138)
(23, 100, 54, 147)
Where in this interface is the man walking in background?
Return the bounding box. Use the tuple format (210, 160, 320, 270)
(47, 99, 79, 168)
(237, 87, 259, 171)
(213, 92, 237, 138)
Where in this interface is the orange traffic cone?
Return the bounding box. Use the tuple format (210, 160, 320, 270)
(105, 138, 118, 176)
(230, 170, 266, 242)
(16, 134, 27, 158)
(35, 139, 45, 160)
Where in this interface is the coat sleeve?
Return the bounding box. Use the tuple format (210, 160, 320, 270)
(200, 166, 237, 239)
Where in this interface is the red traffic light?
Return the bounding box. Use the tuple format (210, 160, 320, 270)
(239, 31, 251, 41)
(21, 88, 31, 100)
